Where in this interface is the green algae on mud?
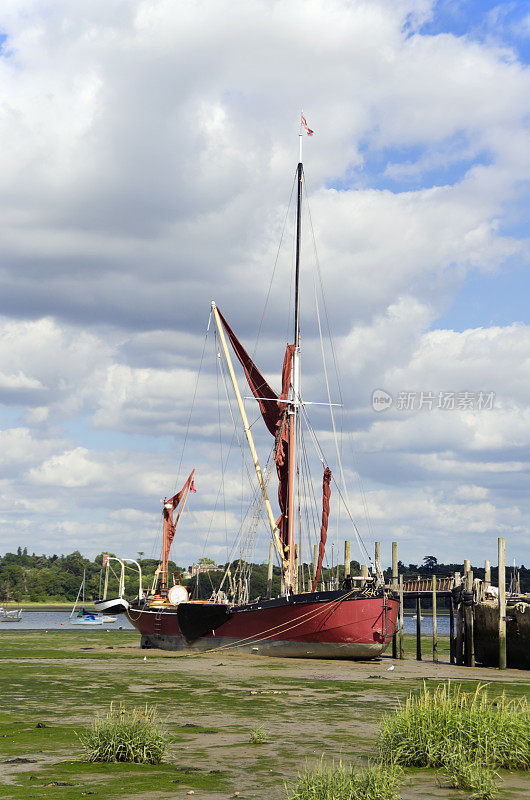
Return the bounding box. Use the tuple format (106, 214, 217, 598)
(1, 629, 530, 799)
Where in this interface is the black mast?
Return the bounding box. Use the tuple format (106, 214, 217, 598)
(294, 161, 303, 348)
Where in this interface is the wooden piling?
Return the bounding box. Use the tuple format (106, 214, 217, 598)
(449, 588, 455, 664)
(484, 559, 491, 590)
(464, 569, 474, 667)
(266, 541, 274, 599)
(432, 575, 438, 663)
(498, 537, 506, 670)
(375, 541, 381, 577)
(392, 541, 398, 659)
(454, 572, 463, 665)
(361, 563, 368, 588)
(416, 596, 422, 660)
(344, 540, 351, 579)
(398, 574, 404, 659)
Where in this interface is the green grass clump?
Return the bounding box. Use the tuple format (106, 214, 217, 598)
(249, 726, 269, 744)
(378, 681, 530, 770)
(78, 703, 167, 764)
(284, 760, 402, 800)
(441, 747, 499, 800)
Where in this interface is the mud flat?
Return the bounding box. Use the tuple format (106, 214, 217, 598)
(1, 630, 529, 799)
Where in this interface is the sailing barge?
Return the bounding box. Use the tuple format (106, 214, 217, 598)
(111, 131, 398, 658)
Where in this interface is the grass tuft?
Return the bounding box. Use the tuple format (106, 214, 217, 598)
(378, 681, 530, 770)
(440, 747, 499, 800)
(249, 726, 269, 744)
(77, 703, 167, 764)
(284, 759, 403, 800)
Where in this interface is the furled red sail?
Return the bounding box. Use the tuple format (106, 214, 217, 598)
(161, 469, 195, 587)
(216, 309, 293, 557)
(312, 467, 332, 592)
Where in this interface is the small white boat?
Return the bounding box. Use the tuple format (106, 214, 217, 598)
(0, 584, 23, 622)
(94, 555, 140, 615)
(0, 606, 23, 622)
(70, 569, 117, 625)
(72, 611, 104, 626)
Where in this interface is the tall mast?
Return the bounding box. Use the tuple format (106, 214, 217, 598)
(286, 136, 304, 591)
(294, 160, 302, 349)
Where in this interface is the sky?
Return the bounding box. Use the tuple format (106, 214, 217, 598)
(0, 0, 529, 571)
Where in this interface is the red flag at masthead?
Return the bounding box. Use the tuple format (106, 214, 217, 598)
(301, 113, 314, 136)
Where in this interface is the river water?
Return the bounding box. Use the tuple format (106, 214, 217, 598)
(0, 610, 450, 634)
(0, 610, 135, 630)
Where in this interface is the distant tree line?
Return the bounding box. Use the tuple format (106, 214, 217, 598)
(0, 548, 528, 603)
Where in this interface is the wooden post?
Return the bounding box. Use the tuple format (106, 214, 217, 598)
(266, 541, 274, 599)
(432, 575, 438, 663)
(464, 558, 470, 574)
(361, 563, 368, 588)
(498, 537, 506, 670)
(465, 569, 475, 667)
(416, 596, 422, 660)
(375, 541, 381, 578)
(392, 541, 398, 658)
(449, 579, 455, 664)
(398, 574, 404, 659)
(344, 540, 351, 579)
(454, 571, 463, 665)
(313, 544, 318, 584)
(484, 559, 491, 589)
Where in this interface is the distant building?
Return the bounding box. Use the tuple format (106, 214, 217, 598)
(189, 562, 223, 577)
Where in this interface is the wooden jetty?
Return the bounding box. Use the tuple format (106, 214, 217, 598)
(348, 537, 527, 670)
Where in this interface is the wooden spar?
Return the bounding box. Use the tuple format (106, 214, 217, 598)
(313, 544, 318, 583)
(211, 302, 288, 576)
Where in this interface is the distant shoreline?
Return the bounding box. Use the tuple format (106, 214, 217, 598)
(13, 602, 94, 611)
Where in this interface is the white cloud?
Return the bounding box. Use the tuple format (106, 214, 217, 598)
(0, 1, 528, 566)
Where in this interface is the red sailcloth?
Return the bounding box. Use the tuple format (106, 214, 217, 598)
(217, 308, 293, 559)
(312, 467, 332, 592)
(217, 308, 331, 584)
(161, 469, 195, 588)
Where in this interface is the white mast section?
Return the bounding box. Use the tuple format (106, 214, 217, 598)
(211, 301, 288, 575)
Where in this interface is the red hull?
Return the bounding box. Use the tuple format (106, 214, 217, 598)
(127, 592, 399, 659)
